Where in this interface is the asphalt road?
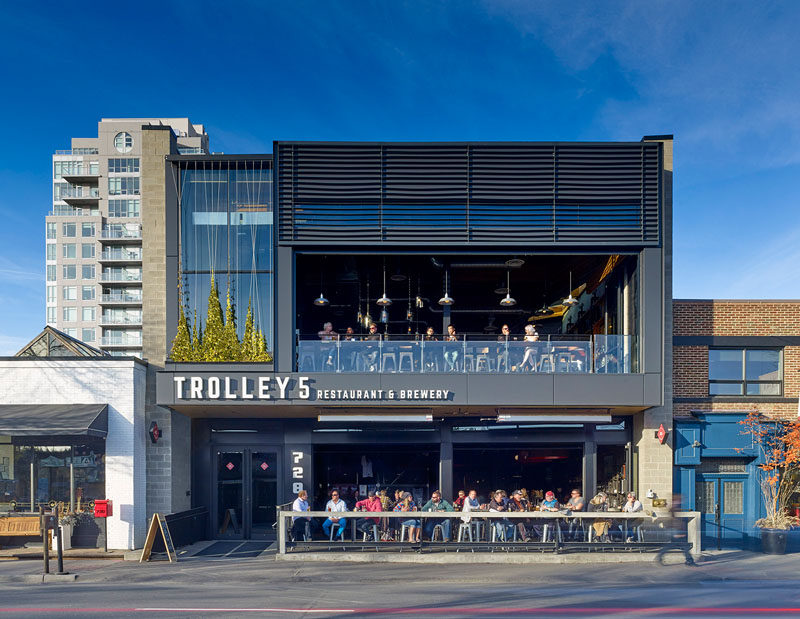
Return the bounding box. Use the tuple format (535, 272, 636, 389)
(1, 551, 799, 618)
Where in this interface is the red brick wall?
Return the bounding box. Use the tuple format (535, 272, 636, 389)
(674, 300, 800, 421)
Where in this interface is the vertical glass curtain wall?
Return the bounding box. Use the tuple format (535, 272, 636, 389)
(178, 160, 273, 349)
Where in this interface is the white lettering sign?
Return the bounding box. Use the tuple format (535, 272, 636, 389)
(172, 376, 452, 402)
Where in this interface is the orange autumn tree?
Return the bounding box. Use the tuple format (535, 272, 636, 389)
(739, 409, 800, 530)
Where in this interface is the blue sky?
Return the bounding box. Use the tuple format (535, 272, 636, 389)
(1, 1, 799, 354)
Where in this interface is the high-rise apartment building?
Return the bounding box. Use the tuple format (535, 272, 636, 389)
(46, 118, 209, 357)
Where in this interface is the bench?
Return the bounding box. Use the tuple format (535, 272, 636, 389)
(0, 515, 50, 549)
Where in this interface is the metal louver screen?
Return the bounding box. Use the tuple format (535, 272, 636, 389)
(277, 142, 662, 246)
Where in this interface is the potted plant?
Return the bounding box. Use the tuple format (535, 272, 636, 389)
(58, 512, 79, 551)
(739, 409, 800, 554)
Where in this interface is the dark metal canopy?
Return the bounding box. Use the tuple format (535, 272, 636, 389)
(0, 404, 108, 437)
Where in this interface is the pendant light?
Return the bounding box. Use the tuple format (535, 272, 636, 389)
(313, 261, 329, 307)
(438, 270, 454, 306)
(377, 261, 392, 306)
(380, 308, 389, 324)
(562, 271, 579, 307)
(406, 277, 413, 321)
(499, 270, 516, 307)
(356, 281, 363, 326)
(415, 276, 424, 309)
(534, 300, 554, 316)
(363, 280, 372, 327)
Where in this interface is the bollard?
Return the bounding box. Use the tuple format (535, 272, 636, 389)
(40, 506, 49, 575)
(103, 517, 108, 554)
(56, 525, 68, 575)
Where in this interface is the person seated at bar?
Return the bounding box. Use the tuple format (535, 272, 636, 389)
(354, 489, 382, 538)
(533, 490, 561, 540)
(496, 324, 511, 371)
(489, 490, 514, 541)
(453, 490, 466, 510)
(460, 488, 483, 539)
(443, 324, 460, 371)
(508, 489, 532, 542)
(339, 326, 356, 371)
(423, 326, 439, 371)
(421, 489, 454, 542)
(519, 324, 540, 371)
(322, 490, 348, 540)
(588, 492, 612, 542)
(394, 491, 420, 542)
(622, 491, 644, 542)
(317, 322, 338, 369)
(290, 489, 311, 541)
(361, 323, 380, 372)
(565, 488, 586, 540)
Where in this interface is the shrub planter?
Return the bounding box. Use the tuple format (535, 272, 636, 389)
(761, 528, 788, 554)
(71, 517, 102, 548)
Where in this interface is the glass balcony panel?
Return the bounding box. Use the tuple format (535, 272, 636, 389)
(593, 334, 634, 374)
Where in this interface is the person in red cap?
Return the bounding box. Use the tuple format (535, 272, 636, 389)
(534, 490, 561, 541)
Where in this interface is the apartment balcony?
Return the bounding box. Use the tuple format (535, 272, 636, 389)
(100, 292, 143, 305)
(62, 187, 100, 207)
(55, 149, 98, 155)
(99, 272, 142, 284)
(100, 315, 142, 327)
(99, 249, 142, 264)
(100, 227, 142, 243)
(61, 171, 100, 184)
(100, 335, 142, 348)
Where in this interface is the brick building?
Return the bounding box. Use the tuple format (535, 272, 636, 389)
(673, 299, 800, 549)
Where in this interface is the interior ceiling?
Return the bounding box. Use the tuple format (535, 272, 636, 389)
(297, 253, 625, 334)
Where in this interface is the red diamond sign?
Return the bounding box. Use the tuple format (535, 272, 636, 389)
(260, 462, 269, 471)
(657, 424, 667, 444)
(226, 462, 235, 471)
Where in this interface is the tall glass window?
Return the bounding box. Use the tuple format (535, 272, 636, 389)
(108, 158, 140, 173)
(81, 223, 95, 237)
(62, 223, 76, 237)
(81, 243, 95, 258)
(178, 160, 273, 348)
(63, 243, 77, 259)
(46, 244, 56, 261)
(108, 177, 140, 196)
(47, 223, 57, 239)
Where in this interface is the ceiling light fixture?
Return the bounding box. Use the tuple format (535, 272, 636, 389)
(562, 271, 579, 307)
(377, 261, 392, 306)
(499, 269, 517, 307)
(438, 270, 454, 306)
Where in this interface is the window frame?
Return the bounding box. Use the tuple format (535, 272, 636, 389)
(708, 347, 783, 397)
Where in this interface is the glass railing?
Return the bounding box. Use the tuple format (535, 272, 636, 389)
(55, 148, 99, 155)
(100, 271, 142, 282)
(100, 249, 142, 260)
(101, 335, 142, 346)
(101, 294, 142, 303)
(60, 187, 100, 199)
(297, 334, 636, 374)
(101, 227, 142, 239)
(100, 315, 142, 325)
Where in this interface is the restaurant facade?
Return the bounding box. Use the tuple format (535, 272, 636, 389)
(147, 138, 675, 540)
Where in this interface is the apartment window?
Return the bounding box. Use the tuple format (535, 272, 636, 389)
(63, 307, 77, 322)
(63, 265, 77, 280)
(46, 265, 56, 281)
(82, 265, 96, 280)
(53, 182, 69, 201)
(82, 307, 95, 322)
(46, 307, 56, 324)
(82, 285, 95, 301)
(46, 244, 56, 261)
(108, 177, 139, 196)
(114, 132, 133, 153)
(108, 199, 140, 218)
(47, 223, 57, 239)
(108, 158, 139, 173)
(62, 223, 76, 237)
(709, 348, 782, 396)
(82, 222, 95, 237)
(62, 286, 77, 301)
(46, 286, 56, 303)
(81, 328, 95, 342)
(62, 243, 77, 259)
(81, 243, 95, 258)
(64, 328, 78, 337)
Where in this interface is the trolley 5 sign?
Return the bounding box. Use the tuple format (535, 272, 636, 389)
(170, 375, 453, 403)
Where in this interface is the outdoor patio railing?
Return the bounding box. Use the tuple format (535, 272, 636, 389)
(275, 509, 700, 555)
(297, 334, 635, 374)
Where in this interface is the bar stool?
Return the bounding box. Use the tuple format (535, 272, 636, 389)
(399, 523, 413, 542)
(457, 522, 474, 542)
(398, 349, 414, 372)
(361, 524, 379, 542)
(463, 354, 475, 372)
(555, 352, 572, 372)
(491, 523, 517, 542)
(299, 351, 316, 372)
(538, 355, 554, 372)
(431, 524, 446, 541)
(475, 353, 493, 372)
(381, 351, 398, 373)
(541, 521, 562, 543)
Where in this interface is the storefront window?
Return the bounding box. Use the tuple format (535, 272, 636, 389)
(0, 438, 105, 511)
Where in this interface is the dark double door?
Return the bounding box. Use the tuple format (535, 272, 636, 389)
(216, 448, 280, 540)
(696, 476, 746, 549)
